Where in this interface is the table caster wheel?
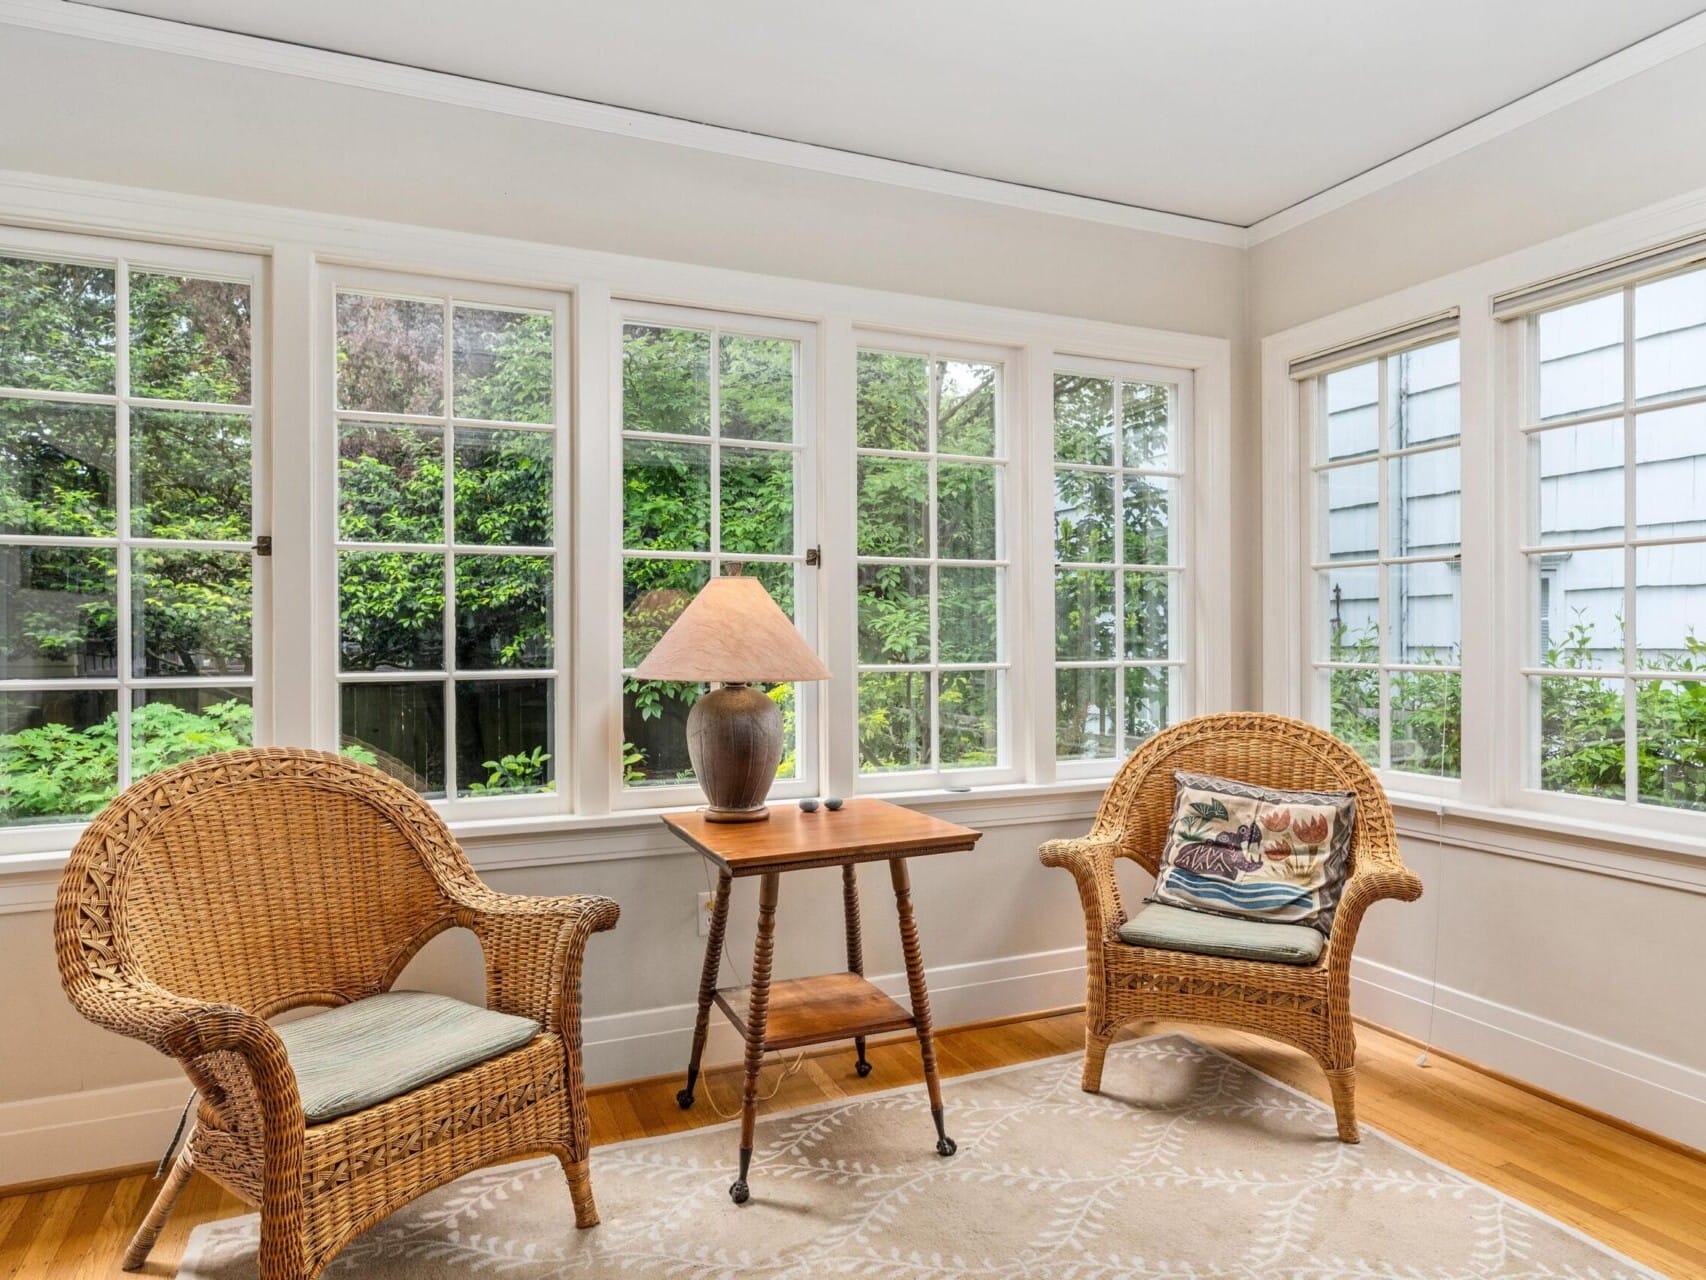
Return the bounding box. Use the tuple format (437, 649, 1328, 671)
(730, 1179, 750, 1204)
(855, 1059, 872, 1078)
(676, 1088, 695, 1109)
(936, 1135, 957, 1157)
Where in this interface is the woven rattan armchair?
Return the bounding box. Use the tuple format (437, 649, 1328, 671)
(55, 749, 619, 1279)
(1041, 714, 1421, 1142)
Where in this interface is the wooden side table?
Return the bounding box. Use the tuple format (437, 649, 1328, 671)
(661, 798, 982, 1204)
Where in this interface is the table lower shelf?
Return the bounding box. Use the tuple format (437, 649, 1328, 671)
(715, 972, 916, 1051)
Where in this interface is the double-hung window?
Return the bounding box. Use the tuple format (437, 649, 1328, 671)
(329, 271, 567, 811)
(1309, 337, 1462, 779)
(854, 341, 1012, 785)
(0, 233, 261, 836)
(618, 305, 816, 802)
(1052, 361, 1189, 769)
(1522, 267, 1706, 812)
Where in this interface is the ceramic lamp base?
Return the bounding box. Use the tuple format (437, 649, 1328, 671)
(687, 683, 782, 823)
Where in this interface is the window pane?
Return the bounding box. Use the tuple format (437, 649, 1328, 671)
(939, 566, 998, 664)
(1121, 381, 1171, 469)
(0, 400, 114, 536)
(1124, 571, 1173, 661)
(1054, 469, 1113, 564)
(1536, 547, 1622, 668)
(336, 293, 444, 416)
(0, 689, 118, 824)
(1389, 445, 1460, 557)
(624, 324, 709, 436)
(1535, 421, 1623, 546)
(937, 462, 996, 560)
(1634, 267, 1706, 403)
(937, 360, 996, 456)
(0, 545, 116, 679)
(1635, 543, 1706, 669)
(1055, 568, 1115, 661)
(455, 554, 551, 670)
(622, 675, 704, 788)
(1538, 675, 1624, 800)
(339, 424, 444, 543)
(1122, 476, 1172, 566)
(453, 307, 552, 424)
(133, 549, 252, 678)
(1323, 360, 1377, 461)
(857, 562, 928, 664)
(1538, 293, 1622, 421)
(1388, 338, 1459, 448)
(1389, 670, 1461, 777)
(1056, 666, 1116, 761)
(341, 681, 445, 796)
(857, 351, 928, 452)
(339, 552, 443, 671)
(1327, 667, 1378, 765)
(623, 439, 710, 551)
(131, 687, 252, 779)
(1390, 560, 1460, 665)
(131, 410, 250, 540)
(720, 335, 793, 443)
(939, 669, 997, 767)
(1636, 679, 1706, 810)
(622, 557, 707, 668)
(1320, 461, 1378, 561)
(1634, 404, 1706, 538)
(457, 679, 553, 796)
(1053, 374, 1113, 465)
(719, 446, 794, 555)
(454, 428, 551, 546)
(858, 670, 932, 773)
(1124, 666, 1171, 746)
(130, 272, 250, 404)
(1320, 566, 1378, 662)
(0, 257, 115, 394)
(857, 457, 928, 558)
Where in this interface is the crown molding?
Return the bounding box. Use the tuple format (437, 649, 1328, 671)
(1245, 10, 1706, 245)
(0, 0, 1248, 248)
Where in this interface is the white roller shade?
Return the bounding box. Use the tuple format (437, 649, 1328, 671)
(1287, 311, 1459, 381)
(1492, 230, 1706, 320)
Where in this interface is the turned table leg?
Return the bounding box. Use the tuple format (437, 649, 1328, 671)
(679, 870, 732, 1109)
(890, 856, 955, 1157)
(731, 871, 780, 1204)
(843, 862, 872, 1078)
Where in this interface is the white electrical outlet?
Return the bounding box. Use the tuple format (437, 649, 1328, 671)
(696, 890, 715, 937)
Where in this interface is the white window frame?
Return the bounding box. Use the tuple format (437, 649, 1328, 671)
(611, 300, 820, 812)
(0, 227, 269, 857)
(315, 264, 573, 822)
(850, 331, 1021, 793)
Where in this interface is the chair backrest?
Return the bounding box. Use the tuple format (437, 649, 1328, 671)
(1089, 713, 1396, 880)
(57, 748, 470, 1019)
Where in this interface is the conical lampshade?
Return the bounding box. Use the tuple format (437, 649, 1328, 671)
(632, 575, 830, 684)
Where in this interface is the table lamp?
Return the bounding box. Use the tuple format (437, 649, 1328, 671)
(633, 575, 830, 822)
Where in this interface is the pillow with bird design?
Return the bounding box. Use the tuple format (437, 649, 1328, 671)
(1145, 770, 1356, 936)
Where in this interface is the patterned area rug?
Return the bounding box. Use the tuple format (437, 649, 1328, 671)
(177, 1034, 1662, 1278)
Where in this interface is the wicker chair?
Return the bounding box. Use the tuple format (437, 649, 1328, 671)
(1041, 713, 1421, 1142)
(55, 748, 619, 1279)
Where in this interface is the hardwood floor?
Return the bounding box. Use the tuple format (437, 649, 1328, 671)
(2, 1013, 1701, 1278)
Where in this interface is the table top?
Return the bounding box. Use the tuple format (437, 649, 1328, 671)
(661, 797, 981, 874)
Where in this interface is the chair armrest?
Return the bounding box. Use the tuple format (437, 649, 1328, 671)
(1327, 854, 1423, 960)
(1039, 835, 1127, 944)
(452, 887, 621, 1032)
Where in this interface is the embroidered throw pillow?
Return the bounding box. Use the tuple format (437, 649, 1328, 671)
(1146, 770, 1356, 935)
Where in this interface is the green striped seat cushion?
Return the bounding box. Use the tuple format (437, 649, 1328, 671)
(1117, 903, 1325, 966)
(276, 991, 541, 1124)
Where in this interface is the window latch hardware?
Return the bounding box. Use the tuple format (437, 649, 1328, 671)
(806, 546, 822, 568)
(253, 535, 273, 557)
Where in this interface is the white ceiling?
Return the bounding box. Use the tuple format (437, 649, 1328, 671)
(83, 0, 1706, 227)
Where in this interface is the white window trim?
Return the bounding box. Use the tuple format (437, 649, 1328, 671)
(0, 168, 1233, 865)
(1263, 179, 1706, 864)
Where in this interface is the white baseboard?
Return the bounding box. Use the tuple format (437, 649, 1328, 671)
(5, 949, 1700, 1189)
